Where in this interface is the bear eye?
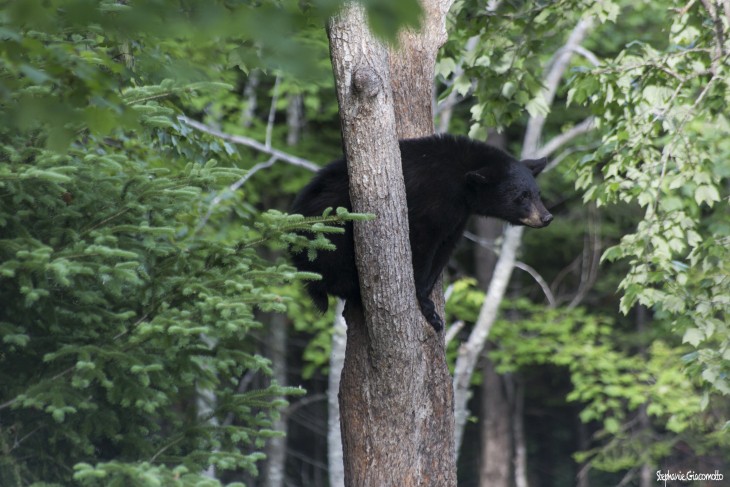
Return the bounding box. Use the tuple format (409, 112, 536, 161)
(519, 191, 530, 201)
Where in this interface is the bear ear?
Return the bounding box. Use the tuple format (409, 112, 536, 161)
(522, 157, 548, 176)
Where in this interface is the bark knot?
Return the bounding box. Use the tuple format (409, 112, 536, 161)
(353, 67, 382, 98)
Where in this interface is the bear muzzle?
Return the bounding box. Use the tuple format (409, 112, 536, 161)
(520, 204, 553, 228)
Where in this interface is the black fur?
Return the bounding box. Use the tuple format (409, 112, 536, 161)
(290, 134, 552, 331)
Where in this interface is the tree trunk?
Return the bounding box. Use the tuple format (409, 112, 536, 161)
(479, 357, 513, 487)
(263, 313, 287, 487)
(328, 2, 456, 485)
(328, 300, 346, 487)
(472, 160, 514, 487)
(454, 224, 524, 452)
(286, 93, 304, 146)
(513, 377, 528, 487)
(388, 0, 452, 139)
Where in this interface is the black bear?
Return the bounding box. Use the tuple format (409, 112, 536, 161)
(290, 134, 552, 331)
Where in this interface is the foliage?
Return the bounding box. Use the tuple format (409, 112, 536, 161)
(571, 0, 730, 395)
(0, 1, 371, 485)
(446, 279, 730, 474)
(439, 0, 617, 136)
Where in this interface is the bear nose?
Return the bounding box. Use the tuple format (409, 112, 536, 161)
(542, 213, 553, 225)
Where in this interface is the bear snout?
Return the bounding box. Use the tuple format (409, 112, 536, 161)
(520, 204, 553, 228)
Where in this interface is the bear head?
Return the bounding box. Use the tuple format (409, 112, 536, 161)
(464, 156, 553, 228)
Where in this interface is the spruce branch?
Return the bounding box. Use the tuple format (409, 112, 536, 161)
(193, 155, 279, 235)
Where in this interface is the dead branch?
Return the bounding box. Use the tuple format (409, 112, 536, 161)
(178, 115, 320, 172)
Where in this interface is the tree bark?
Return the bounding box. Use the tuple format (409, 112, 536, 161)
(263, 312, 287, 487)
(388, 0, 452, 139)
(328, 2, 456, 485)
(327, 300, 346, 487)
(479, 356, 513, 487)
(513, 377, 528, 487)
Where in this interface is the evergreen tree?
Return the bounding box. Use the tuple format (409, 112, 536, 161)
(0, 2, 351, 484)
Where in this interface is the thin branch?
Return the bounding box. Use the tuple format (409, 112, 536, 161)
(284, 393, 327, 417)
(700, 0, 727, 63)
(647, 73, 720, 221)
(149, 435, 185, 463)
(464, 229, 556, 306)
(12, 425, 43, 451)
(535, 116, 595, 159)
(436, 36, 479, 133)
(615, 467, 639, 487)
(222, 370, 257, 427)
(178, 116, 320, 172)
(514, 261, 557, 308)
(568, 203, 601, 309)
(543, 142, 601, 173)
(570, 45, 601, 67)
(444, 320, 465, 346)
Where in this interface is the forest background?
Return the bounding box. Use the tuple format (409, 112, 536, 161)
(0, 0, 728, 486)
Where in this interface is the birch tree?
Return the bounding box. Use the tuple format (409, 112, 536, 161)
(450, 11, 598, 463)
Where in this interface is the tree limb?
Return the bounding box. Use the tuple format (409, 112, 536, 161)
(514, 260, 557, 308)
(463, 230, 557, 306)
(453, 225, 524, 450)
(535, 116, 595, 160)
(194, 155, 278, 235)
(178, 115, 320, 172)
(444, 320, 465, 346)
(523, 16, 594, 157)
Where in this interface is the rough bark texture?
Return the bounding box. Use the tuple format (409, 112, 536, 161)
(328, 2, 456, 486)
(388, 0, 455, 363)
(388, 1, 452, 139)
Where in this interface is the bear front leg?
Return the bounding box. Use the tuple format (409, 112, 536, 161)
(416, 291, 444, 332)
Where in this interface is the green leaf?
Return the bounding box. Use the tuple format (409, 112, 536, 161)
(682, 328, 703, 347)
(694, 185, 720, 206)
